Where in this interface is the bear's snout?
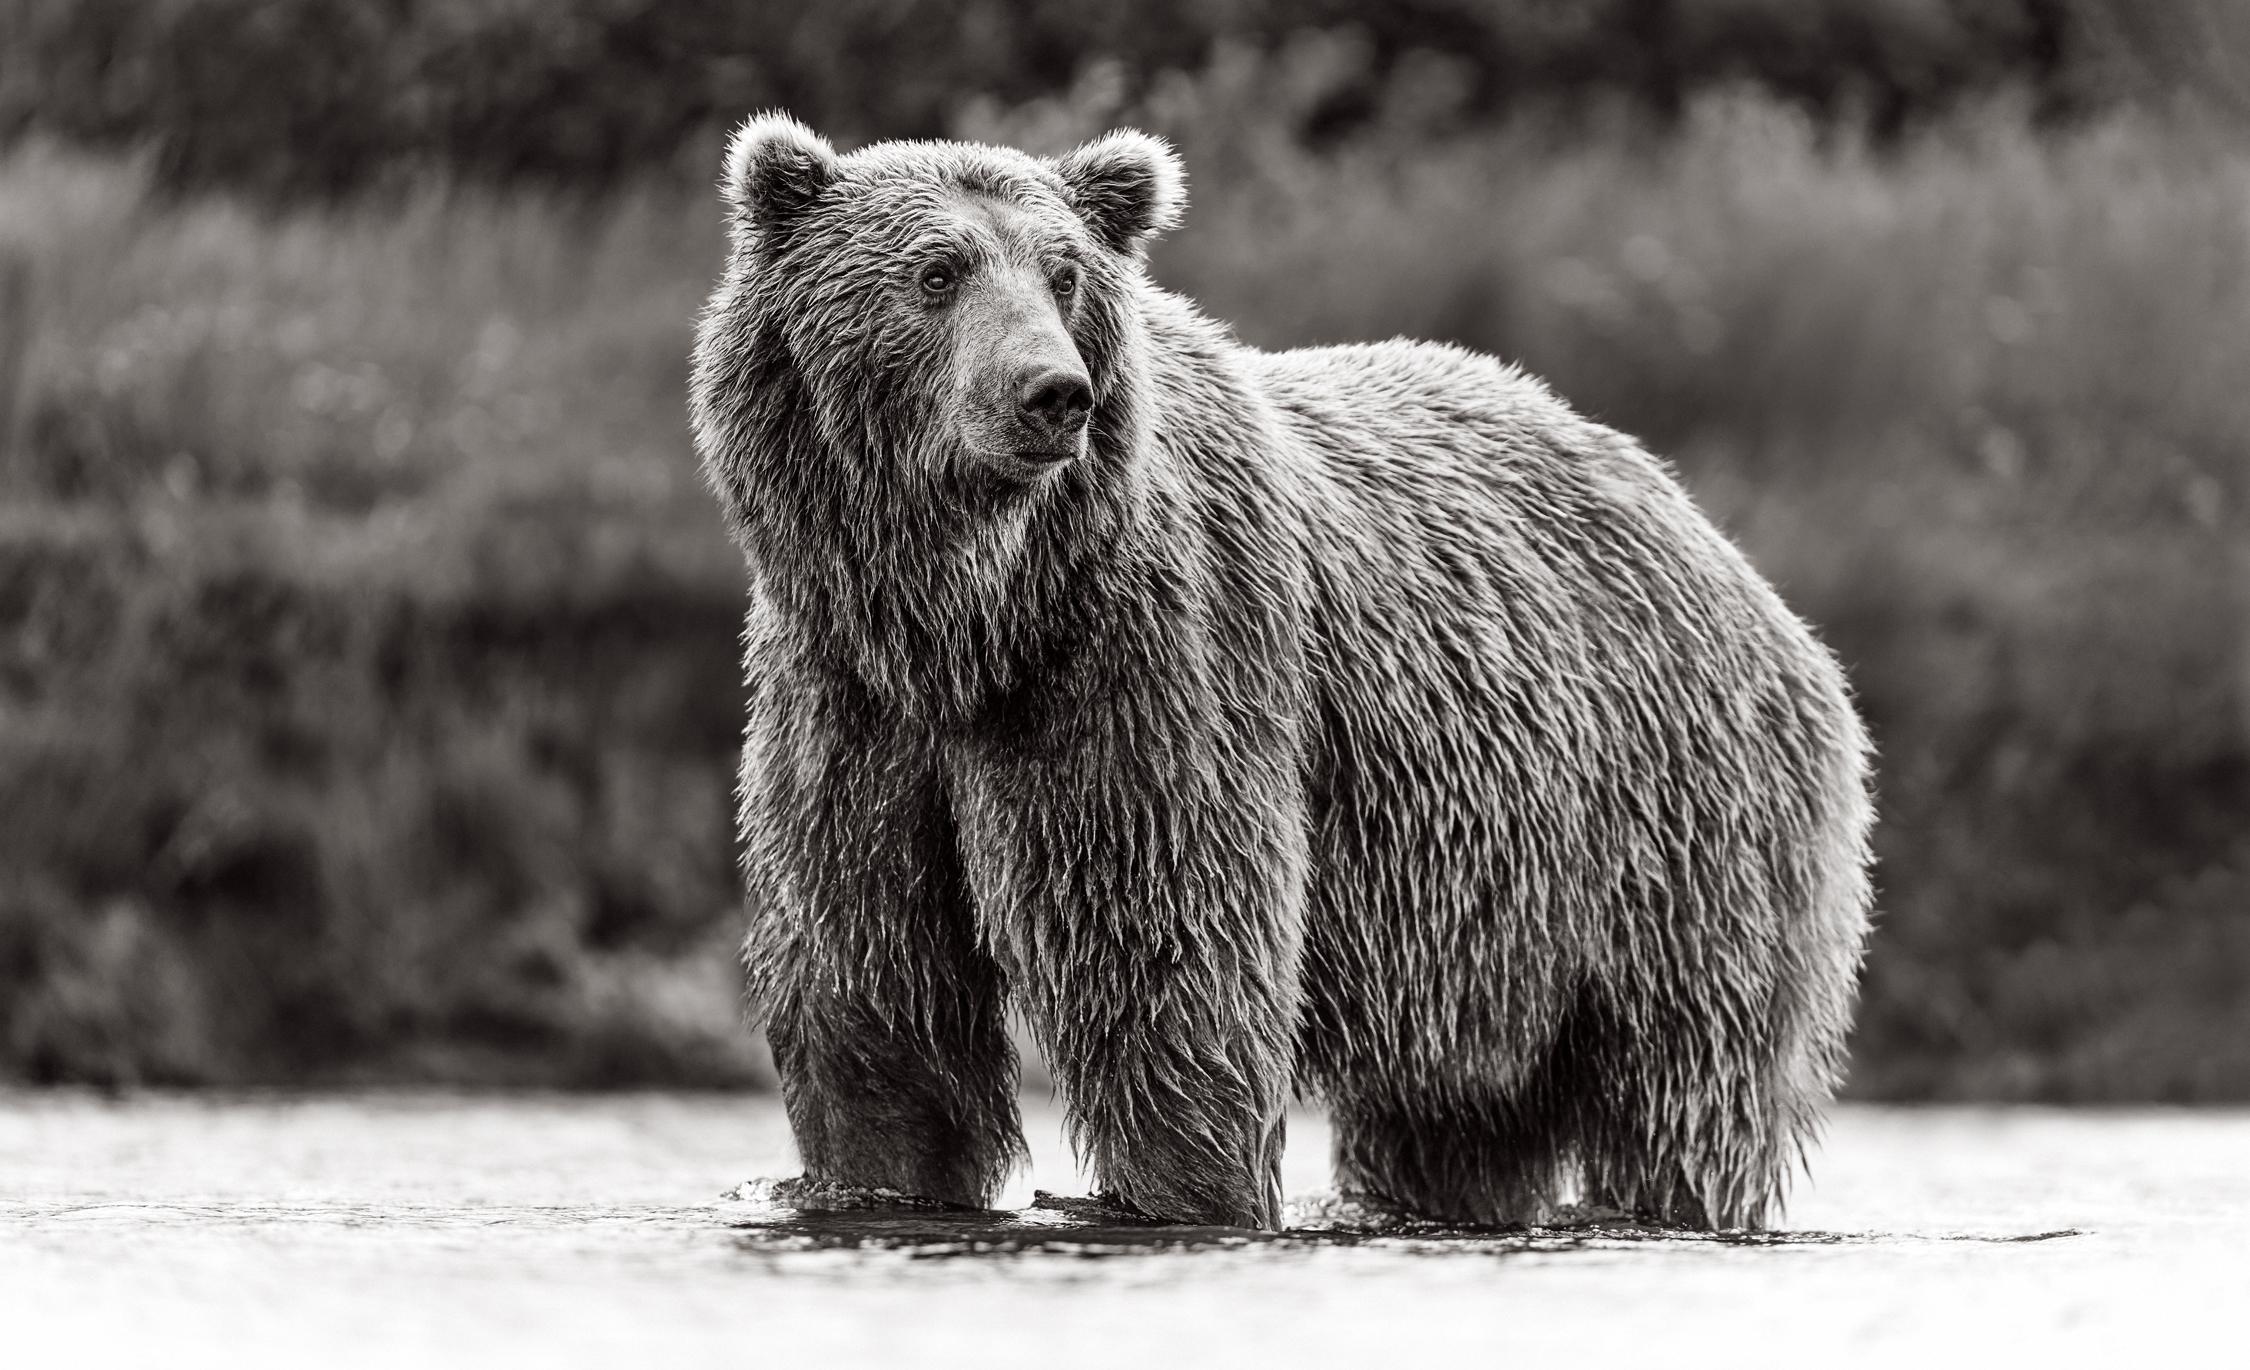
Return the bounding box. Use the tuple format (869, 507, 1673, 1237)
(950, 262, 1093, 473)
(1016, 367, 1093, 439)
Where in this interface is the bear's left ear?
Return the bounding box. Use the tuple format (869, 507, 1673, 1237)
(1054, 129, 1186, 253)
(723, 112, 839, 243)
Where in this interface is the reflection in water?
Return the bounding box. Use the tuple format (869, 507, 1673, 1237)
(722, 1179, 2083, 1263)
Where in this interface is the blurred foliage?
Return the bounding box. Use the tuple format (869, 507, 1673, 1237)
(3, 0, 2250, 195)
(0, 7, 2246, 1097)
(0, 153, 760, 1085)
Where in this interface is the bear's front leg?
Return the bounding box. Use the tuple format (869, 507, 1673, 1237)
(742, 672, 1025, 1209)
(951, 666, 1309, 1229)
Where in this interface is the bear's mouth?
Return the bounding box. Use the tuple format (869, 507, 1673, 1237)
(975, 440, 1082, 479)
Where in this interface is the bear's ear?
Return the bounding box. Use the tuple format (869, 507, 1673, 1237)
(722, 113, 839, 241)
(1054, 129, 1186, 253)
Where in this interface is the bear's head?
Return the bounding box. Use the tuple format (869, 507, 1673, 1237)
(691, 114, 1183, 513)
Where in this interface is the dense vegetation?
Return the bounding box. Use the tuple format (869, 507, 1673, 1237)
(1, 2, 2244, 1097)
(5, 0, 2246, 194)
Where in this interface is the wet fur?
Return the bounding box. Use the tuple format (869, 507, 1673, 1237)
(692, 117, 1874, 1230)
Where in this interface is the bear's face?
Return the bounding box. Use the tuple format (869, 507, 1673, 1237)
(697, 116, 1183, 490)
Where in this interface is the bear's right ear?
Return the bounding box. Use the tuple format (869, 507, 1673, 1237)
(722, 113, 839, 241)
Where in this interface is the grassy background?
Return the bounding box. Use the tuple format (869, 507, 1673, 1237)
(2, 3, 2245, 1097)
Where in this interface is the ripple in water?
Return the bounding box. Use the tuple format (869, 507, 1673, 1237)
(720, 1177, 2083, 1263)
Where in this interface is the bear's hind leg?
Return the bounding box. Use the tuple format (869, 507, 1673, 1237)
(1329, 1091, 1573, 1228)
(1578, 1148, 1718, 1229)
(1565, 996, 1791, 1231)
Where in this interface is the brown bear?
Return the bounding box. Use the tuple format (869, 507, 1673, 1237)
(690, 114, 1874, 1231)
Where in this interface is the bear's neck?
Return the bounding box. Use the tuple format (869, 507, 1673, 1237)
(734, 391, 1151, 732)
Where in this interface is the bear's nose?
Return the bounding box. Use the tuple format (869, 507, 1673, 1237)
(1017, 368, 1094, 434)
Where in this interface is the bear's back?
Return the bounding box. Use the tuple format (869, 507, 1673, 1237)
(1214, 335, 1867, 1093)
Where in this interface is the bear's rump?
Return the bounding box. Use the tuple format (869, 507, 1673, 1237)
(1276, 401, 1866, 1105)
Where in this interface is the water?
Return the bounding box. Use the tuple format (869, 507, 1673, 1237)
(3, 1093, 2243, 1365)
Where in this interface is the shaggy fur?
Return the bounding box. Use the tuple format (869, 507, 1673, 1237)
(690, 114, 1875, 1231)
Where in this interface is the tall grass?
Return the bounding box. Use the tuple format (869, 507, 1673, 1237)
(2, 69, 2244, 1095)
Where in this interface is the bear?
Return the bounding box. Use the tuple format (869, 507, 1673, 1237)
(689, 113, 1874, 1232)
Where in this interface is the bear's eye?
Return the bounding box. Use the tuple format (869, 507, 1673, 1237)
(1052, 268, 1079, 298)
(919, 265, 957, 298)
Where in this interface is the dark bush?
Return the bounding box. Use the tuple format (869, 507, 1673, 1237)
(4, 1, 2247, 196)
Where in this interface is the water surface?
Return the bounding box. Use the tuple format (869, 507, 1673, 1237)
(4, 1094, 2240, 1365)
